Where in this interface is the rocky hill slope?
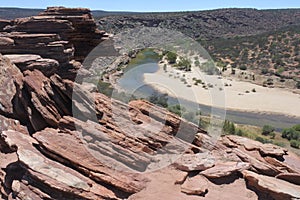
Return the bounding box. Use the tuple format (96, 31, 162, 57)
(98, 8, 300, 88)
(0, 7, 300, 200)
(0, 7, 138, 20)
(98, 8, 300, 40)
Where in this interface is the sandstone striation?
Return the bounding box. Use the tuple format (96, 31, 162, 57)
(0, 7, 108, 80)
(5, 7, 108, 62)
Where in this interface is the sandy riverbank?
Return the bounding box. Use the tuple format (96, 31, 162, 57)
(143, 63, 300, 118)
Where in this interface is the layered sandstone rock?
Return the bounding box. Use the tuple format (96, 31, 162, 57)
(0, 32, 73, 67)
(0, 54, 23, 117)
(0, 19, 10, 30)
(0, 7, 108, 80)
(4, 7, 108, 62)
(5, 54, 59, 76)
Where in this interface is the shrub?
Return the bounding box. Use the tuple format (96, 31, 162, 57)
(261, 68, 269, 74)
(290, 140, 300, 149)
(166, 52, 177, 64)
(282, 126, 300, 141)
(223, 120, 236, 135)
(239, 65, 247, 70)
(182, 111, 196, 122)
(296, 81, 300, 89)
(255, 136, 272, 144)
(273, 141, 286, 147)
(236, 129, 244, 136)
(167, 104, 185, 116)
(148, 93, 169, 108)
(262, 125, 275, 136)
(176, 58, 192, 71)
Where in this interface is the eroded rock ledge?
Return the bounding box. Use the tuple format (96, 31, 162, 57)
(0, 6, 109, 79)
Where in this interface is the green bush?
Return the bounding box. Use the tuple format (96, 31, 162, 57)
(273, 141, 286, 147)
(182, 111, 196, 122)
(282, 125, 300, 141)
(148, 93, 169, 108)
(236, 129, 244, 136)
(239, 65, 247, 70)
(167, 104, 186, 116)
(223, 120, 236, 135)
(261, 68, 269, 74)
(166, 52, 177, 64)
(176, 58, 191, 71)
(290, 140, 300, 149)
(255, 136, 272, 144)
(296, 81, 300, 89)
(262, 125, 275, 136)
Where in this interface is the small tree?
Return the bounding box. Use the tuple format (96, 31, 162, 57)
(296, 81, 300, 89)
(262, 125, 275, 136)
(166, 52, 177, 64)
(163, 64, 167, 71)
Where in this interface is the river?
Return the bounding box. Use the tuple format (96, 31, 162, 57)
(115, 50, 300, 130)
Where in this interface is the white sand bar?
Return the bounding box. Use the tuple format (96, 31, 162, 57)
(143, 64, 300, 118)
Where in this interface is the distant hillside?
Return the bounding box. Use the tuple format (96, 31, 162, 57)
(0, 7, 138, 19)
(97, 8, 300, 88)
(98, 8, 300, 40)
(0, 7, 42, 19)
(204, 25, 300, 80)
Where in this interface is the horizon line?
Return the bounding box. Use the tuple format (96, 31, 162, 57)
(1, 6, 300, 13)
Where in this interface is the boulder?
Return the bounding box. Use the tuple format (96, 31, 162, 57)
(276, 173, 300, 185)
(0, 19, 11, 30)
(243, 170, 300, 200)
(0, 130, 118, 199)
(173, 152, 215, 171)
(0, 54, 23, 117)
(226, 135, 287, 158)
(181, 175, 209, 196)
(13, 70, 72, 131)
(200, 161, 250, 178)
(4, 54, 59, 76)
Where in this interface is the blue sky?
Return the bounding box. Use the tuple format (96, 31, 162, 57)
(0, 0, 299, 12)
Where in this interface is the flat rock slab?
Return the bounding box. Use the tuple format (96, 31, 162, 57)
(181, 175, 209, 196)
(173, 152, 215, 172)
(200, 161, 250, 178)
(243, 170, 300, 200)
(226, 135, 287, 157)
(276, 173, 300, 185)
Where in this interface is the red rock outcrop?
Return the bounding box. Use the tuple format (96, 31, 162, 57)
(0, 19, 10, 30)
(0, 54, 23, 118)
(5, 54, 59, 76)
(4, 7, 108, 62)
(0, 7, 108, 80)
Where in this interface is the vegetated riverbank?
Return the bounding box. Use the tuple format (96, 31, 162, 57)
(98, 48, 300, 130)
(95, 48, 300, 154)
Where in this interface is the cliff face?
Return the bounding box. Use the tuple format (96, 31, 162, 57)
(0, 7, 108, 79)
(0, 7, 300, 200)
